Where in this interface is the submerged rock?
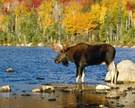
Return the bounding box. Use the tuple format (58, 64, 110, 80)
(21, 93, 31, 96)
(0, 85, 11, 92)
(6, 68, 14, 73)
(105, 60, 135, 83)
(48, 97, 56, 101)
(61, 88, 74, 92)
(106, 90, 120, 99)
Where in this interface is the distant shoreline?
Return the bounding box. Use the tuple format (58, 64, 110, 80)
(0, 43, 135, 49)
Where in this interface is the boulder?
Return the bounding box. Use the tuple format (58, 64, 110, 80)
(96, 85, 111, 90)
(0, 85, 11, 92)
(105, 60, 135, 83)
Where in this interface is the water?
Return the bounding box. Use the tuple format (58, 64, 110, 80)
(0, 47, 135, 93)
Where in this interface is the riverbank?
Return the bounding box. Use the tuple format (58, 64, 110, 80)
(0, 84, 135, 108)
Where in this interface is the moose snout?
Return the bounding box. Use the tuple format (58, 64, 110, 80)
(55, 59, 60, 64)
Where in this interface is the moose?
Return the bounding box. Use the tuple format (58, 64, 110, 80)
(54, 43, 118, 84)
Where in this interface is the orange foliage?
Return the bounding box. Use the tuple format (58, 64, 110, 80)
(14, 1, 30, 17)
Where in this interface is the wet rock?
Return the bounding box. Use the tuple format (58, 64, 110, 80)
(32, 85, 55, 93)
(41, 85, 55, 93)
(21, 93, 31, 96)
(132, 91, 135, 94)
(99, 104, 108, 108)
(96, 85, 111, 90)
(99, 105, 104, 108)
(22, 90, 26, 93)
(36, 77, 44, 80)
(32, 88, 41, 93)
(48, 98, 56, 101)
(0, 85, 11, 92)
(6, 68, 14, 73)
(38, 43, 44, 47)
(116, 104, 125, 107)
(106, 95, 120, 99)
(105, 60, 135, 83)
(106, 90, 120, 99)
(12, 93, 17, 96)
(61, 88, 74, 92)
(131, 45, 135, 48)
(127, 87, 133, 91)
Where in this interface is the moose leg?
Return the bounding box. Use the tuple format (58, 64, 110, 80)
(108, 61, 117, 84)
(81, 70, 85, 83)
(76, 66, 80, 83)
(76, 65, 84, 83)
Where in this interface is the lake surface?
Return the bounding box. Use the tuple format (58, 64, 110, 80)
(0, 47, 135, 93)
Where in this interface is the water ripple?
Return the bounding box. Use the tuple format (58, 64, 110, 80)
(0, 47, 135, 92)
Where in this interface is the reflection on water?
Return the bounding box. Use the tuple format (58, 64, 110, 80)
(0, 84, 106, 108)
(0, 84, 135, 108)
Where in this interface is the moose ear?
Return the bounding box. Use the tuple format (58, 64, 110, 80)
(51, 43, 63, 52)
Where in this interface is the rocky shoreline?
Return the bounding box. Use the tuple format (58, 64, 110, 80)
(0, 83, 135, 108)
(1, 43, 135, 49)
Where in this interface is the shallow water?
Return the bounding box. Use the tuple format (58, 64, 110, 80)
(0, 47, 135, 93)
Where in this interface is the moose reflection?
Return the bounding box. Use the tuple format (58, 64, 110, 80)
(55, 43, 118, 84)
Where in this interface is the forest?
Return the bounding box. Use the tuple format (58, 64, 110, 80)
(0, 0, 135, 46)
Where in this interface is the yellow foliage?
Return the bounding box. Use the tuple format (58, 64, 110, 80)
(132, 12, 135, 22)
(63, 1, 82, 17)
(40, 14, 53, 28)
(38, 0, 54, 29)
(0, 14, 8, 31)
(38, 1, 53, 18)
(91, 4, 107, 24)
(62, 2, 108, 35)
(62, 12, 97, 35)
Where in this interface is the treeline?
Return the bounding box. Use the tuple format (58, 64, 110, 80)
(0, 0, 135, 46)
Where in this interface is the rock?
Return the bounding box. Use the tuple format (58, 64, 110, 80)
(99, 105, 108, 108)
(105, 60, 135, 83)
(0, 85, 11, 92)
(32, 85, 55, 93)
(21, 93, 31, 96)
(36, 77, 44, 80)
(116, 104, 125, 107)
(6, 67, 14, 72)
(131, 45, 135, 48)
(26, 43, 32, 47)
(123, 46, 128, 48)
(96, 85, 111, 90)
(106, 91, 120, 99)
(41, 85, 55, 93)
(38, 43, 44, 47)
(48, 97, 56, 101)
(62, 88, 74, 92)
(32, 88, 41, 93)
